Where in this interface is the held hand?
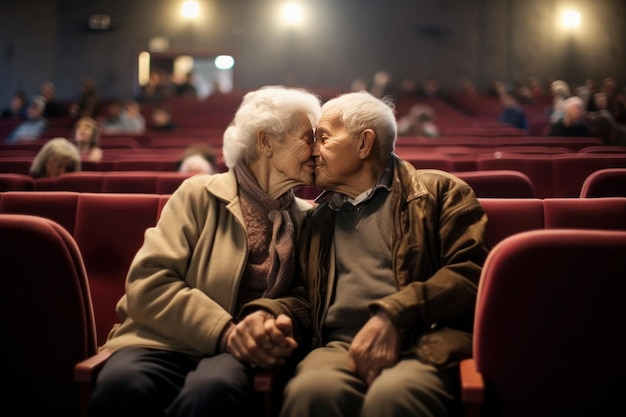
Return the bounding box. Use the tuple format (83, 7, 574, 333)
(223, 311, 297, 368)
(347, 310, 401, 386)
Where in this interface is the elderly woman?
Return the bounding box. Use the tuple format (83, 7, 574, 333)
(30, 137, 81, 178)
(72, 116, 103, 162)
(88, 86, 322, 417)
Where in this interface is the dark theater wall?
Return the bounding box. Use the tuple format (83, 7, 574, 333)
(0, 0, 624, 104)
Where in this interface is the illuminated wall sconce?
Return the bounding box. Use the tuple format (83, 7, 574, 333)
(561, 10, 581, 28)
(138, 51, 151, 86)
(181, 1, 200, 19)
(282, 2, 303, 25)
(215, 55, 235, 70)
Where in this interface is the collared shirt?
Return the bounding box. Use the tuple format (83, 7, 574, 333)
(319, 159, 394, 212)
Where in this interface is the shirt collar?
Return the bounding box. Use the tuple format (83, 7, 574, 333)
(319, 159, 394, 211)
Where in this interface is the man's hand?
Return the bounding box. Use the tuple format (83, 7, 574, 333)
(222, 310, 298, 368)
(347, 310, 401, 385)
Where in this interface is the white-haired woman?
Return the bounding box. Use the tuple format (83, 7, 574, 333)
(89, 86, 322, 417)
(30, 137, 81, 178)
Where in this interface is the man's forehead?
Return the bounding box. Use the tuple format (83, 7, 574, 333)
(317, 110, 342, 128)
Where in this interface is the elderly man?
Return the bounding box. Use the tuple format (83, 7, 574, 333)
(280, 91, 491, 417)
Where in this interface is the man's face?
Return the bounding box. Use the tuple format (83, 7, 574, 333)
(313, 110, 363, 191)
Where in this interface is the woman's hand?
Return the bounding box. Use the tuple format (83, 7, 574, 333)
(222, 310, 298, 368)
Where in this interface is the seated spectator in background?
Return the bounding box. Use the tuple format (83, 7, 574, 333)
(101, 99, 146, 135)
(99, 99, 123, 126)
(547, 96, 591, 137)
(460, 78, 479, 98)
(138, 70, 173, 102)
(176, 72, 198, 98)
(30, 137, 81, 179)
(5, 98, 48, 142)
(421, 78, 443, 98)
(1, 90, 27, 120)
(548, 79, 571, 122)
(590, 110, 626, 146)
(397, 104, 440, 137)
(369, 70, 395, 100)
(498, 92, 529, 130)
(148, 107, 177, 131)
(176, 144, 219, 174)
(73, 116, 103, 162)
(69, 76, 99, 120)
(350, 78, 368, 93)
(40, 81, 69, 118)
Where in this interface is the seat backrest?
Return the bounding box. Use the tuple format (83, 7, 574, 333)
(543, 197, 626, 231)
(0, 172, 34, 191)
(455, 170, 536, 198)
(73, 193, 162, 345)
(473, 229, 626, 417)
(478, 198, 544, 247)
(0, 214, 97, 417)
(579, 168, 626, 198)
(0, 191, 80, 234)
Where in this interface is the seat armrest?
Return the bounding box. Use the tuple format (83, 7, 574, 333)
(460, 358, 484, 403)
(74, 347, 114, 383)
(459, 358, 484, 417)
(74, 348, 114, 417)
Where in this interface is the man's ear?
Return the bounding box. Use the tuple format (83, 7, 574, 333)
(357, 129, 376, 159)
(257, 130, 273, 157)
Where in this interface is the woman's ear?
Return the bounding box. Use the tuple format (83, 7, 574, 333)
(257, 130, 273, 157)
(358, 129, 376, 159)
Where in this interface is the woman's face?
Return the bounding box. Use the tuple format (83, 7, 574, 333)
(45, 155, 73, 178)
(75, 121, 94, 146)
(269, 111, 315, 187)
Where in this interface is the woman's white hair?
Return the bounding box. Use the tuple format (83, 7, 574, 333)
(30, 137, 81, 178)
(321, 91, 397, 162)
(222, 86, 322, 168)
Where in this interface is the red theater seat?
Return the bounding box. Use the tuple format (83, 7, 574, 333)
(579, 168, 626, 198)
(461, 229, 626, 417)
(455, 170, 536, 198)
(0, 214, 97, 417)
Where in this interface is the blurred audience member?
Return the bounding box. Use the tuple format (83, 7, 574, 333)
(460, 78, 479, 98)
(176, 72, 198, 98)
(69, 77, 99, 119)
(421, 78, 443, 98)
(149, 107, 177, 131)
(590, 110, 626, 146)
(30, 137, 81, 178)
(1, 90, 27, 120)
(350, 78, 368, 93)
(548, 79, 571, 122)
(547, 96, 591, 137)
(498, 92, 529, 130)
(369, 70, 395, 99)
(5, 98, 48, 142)
(176, 144, 219, 174)
(73, 116, 103, 162)
(528, 76, 544, 100)
(397, 104, 440, 137)
(40, 81, 69, 117)
(101, 99, 146, 135)
(138, 70, 173, 102)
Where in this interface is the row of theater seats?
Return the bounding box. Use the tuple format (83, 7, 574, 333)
(2, 166, 625, 199)
(0, 133, 605, 153)
(0, 169, 538, 198)
(1, 192, 625, 417)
